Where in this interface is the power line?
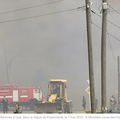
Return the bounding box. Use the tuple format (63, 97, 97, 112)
(108, 4, 120, 15)
(0, 0, 64, 15)
(91, 22, 120, 42)
(107, 33, 117, 61)
(109, 9, 120, 13)
(0, 7, 83, 24)
(108, 13, 120, 24)
(91, 10, 120, 29)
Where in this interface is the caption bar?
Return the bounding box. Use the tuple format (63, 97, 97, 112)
(0, 114, 120, 120)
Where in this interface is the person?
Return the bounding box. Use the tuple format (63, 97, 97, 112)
(2, 96, 8, 113)
(82, 96, 86, 110)
(110, 95, 116, 106)
(96, 98, 98, 109)
(13, 104, 22, 113)
(53, 85, 60, 97)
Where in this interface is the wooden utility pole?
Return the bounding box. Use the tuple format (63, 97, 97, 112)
(85, 0, 96, 113)
(4, 49, 9, 84)
(101, 0, 108, 113)
(118, 56, 120, 104)
(9, 61, 13, 84)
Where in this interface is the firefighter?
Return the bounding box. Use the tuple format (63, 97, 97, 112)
(53, 85, 60, 97)
(110, 95, 116, 106)
(82, 96, 86, 110)
(13, 104, 22, 113)
(2, 96, 8, 113)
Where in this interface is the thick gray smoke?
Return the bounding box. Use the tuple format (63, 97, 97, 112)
(0, 0, 119, 110)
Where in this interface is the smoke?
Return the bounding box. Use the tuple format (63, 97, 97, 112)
(0, 0, 119, 110)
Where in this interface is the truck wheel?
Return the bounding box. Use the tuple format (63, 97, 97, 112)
(67, 105, 70, 113)
(70, 102, 73, 113)
(29, 99, 38, 111)
(0, 104, 3, 111)
(61, 102, 64, 113)
(64, 103, 67, 113)
(30, 103, 34, 111)
(67, 102, 73, 113)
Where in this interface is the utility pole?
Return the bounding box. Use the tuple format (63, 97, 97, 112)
(101, 0, 108, 113)
(85, 0, 96, 113)
(118, 56, 120, 104)
(9, 61, 13, 84)
(4, 49, 9, 84)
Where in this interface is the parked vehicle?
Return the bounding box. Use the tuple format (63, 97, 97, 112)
(0, 84, 43, 110)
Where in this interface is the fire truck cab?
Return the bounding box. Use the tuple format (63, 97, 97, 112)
(0, 84, 43, 110)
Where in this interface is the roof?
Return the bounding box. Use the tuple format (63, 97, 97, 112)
(0, 84, 40, 89)
(19, 87, 40, 89)
(0, 84, 16, 88)
(49, 79, 67, 83)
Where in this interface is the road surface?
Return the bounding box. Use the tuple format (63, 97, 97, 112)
(0, 110, 86, 114)
(0, 110, 101, 114)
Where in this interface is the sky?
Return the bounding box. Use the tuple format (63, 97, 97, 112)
(0, 0, 120, 110)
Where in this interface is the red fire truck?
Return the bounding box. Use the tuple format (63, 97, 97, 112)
(0, 84, 44, 110)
